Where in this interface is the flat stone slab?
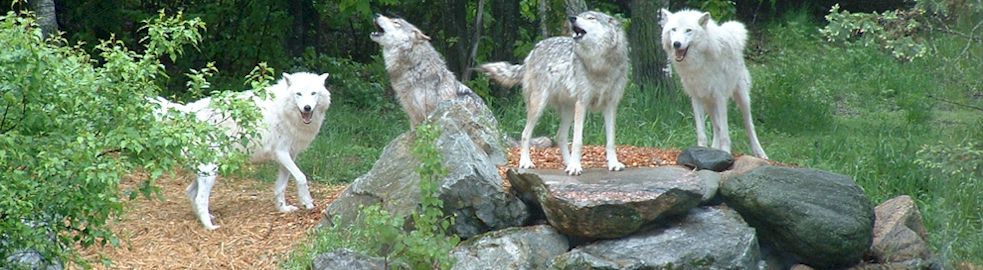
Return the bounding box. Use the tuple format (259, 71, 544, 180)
(507, 166, 704, 239)
(549, 206, 760, 270)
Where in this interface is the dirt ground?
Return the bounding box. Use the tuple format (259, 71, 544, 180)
(79, 145, 683, 269)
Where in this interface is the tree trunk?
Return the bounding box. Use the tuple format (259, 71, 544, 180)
(538, 0, 549, 37)
(461, 0, 486, 82)
(30, 0, 58, 39)
(565, 0, 587, 16)
(489, 0, 520, 97)
(629, 0, 672, 95)
(444, 0, 469, 79)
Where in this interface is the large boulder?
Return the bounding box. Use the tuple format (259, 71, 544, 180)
(721, 166, 875, 269)
(869, 195, 938, 268)
(549, 206, 760, 270)
(312, 249, 406, 270)
(450, 225, 568, 270)
(507, 166, 705, 239)
(677, 146, 735, 172)
(323, 99, 529, 238)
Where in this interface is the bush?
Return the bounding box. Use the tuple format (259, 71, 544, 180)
(0, 10, 266, 267)
(283, 124, 459, 270)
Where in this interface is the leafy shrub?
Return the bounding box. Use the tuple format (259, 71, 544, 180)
(0, 10, 266, 267)
(283, 123, 459, 270)
(820, 2, 936, 61)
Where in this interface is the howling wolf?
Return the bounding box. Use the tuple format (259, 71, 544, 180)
(660, 9, 768, 159)
(478, 11, 630, 175)
(153, 72, 331, 230)
(370, 14, 484, 129)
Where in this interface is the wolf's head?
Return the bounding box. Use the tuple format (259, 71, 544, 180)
(282, 72, 331, 125)
(660, 9, 712, 63)
(568, 11, 623, 43)
(369, 14, 431, 50)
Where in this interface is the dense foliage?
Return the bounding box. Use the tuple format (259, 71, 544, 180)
(0, 10, 268, 267)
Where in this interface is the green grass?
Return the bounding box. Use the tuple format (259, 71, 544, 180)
(280, 12, 983, 268)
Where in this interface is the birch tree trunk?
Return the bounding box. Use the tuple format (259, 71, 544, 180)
(30, 0, 58, 39)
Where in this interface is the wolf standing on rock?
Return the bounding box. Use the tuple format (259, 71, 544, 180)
(660, 9, 768, 159)
(479, 11, 630, 176)
(370, 14, 485, 129)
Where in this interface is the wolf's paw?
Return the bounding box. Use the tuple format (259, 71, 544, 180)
(519, 158, 536, 169)
(564, 164, 583, 176)
(303, 203, 315, 210)
(608, 161, 625, 171)
(278, 205, 299, 213)
(203, 224, 220, 230)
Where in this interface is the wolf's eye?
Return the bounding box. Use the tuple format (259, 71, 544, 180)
(393, 22, 401, 27)
(295, 92, 302, 96)
(671, 27, 677, 31)
(310, 92, 316, 95)
(587, 16, 596, 20)
(685, 29, 692, 33)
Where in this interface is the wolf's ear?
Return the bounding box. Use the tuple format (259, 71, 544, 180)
(699, 12, 711, 28)
(282, 72, 293, 86)
(608, 16, 621, 27)
(659, 9, 671, 26)
(318, 73, 330, 83)
(413, 29, 431, 42)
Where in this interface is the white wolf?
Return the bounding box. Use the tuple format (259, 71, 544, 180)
(153, 72, 331, 230)
(478, 11, 630, 175)
(660, 9, 768, 159)
(369, 14, 485, 129)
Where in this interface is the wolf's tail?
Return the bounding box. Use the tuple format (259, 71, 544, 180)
(719, 21, 748, 50)
(476, 62, 524, 88)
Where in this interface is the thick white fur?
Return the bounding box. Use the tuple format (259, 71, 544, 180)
(153, 72, 331, 230)
(660, 9, 768, 159)
(479, 11, 630, 175)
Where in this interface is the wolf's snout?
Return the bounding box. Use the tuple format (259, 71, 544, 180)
(673, 41, 682, 49)
(303, 105, 312, 112)
(568, 16, 577, 23)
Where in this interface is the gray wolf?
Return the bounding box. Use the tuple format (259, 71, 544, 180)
(153, 72, 331, 230)
(478, 11, 630, 175)
(370, 14, 484, 129)
(660, 9, 768, 159)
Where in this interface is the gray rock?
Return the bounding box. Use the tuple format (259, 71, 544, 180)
(549, 206, 760, 270)
(870, 195, 936, 265)
(721, 166, 875, 269)
(677, 146, 735, 172)
(323, 99, 529, 238)
(507, 166, 704, 239)
(312, 248, 406, 270)
(450, 225, 568, 270)
(696, 169, 721, 204)
(4, 249, 63, 270)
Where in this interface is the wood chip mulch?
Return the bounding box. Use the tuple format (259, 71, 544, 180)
(80, 145, 685, 269)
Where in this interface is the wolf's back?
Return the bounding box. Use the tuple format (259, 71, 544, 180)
(476, 62, 524, 88)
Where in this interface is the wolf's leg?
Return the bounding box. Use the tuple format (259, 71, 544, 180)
(735, 85, 768, 159)
(276, 150, 314, 210)
(709, 97, 732, 153)
(193, 163, 219, 230)
(557, 105, 574, 167)
(604, 104, 625, 171)
(273, 164, 297, 213)
(566, 101, 587, 175)
(690, 97, 708, 147)
(519, 93, 547, 169)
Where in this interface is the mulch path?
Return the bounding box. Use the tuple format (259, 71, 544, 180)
(80, 145, 685, 269)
